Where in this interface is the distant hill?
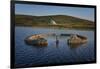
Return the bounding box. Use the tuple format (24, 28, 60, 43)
(15, 14, 94, 29)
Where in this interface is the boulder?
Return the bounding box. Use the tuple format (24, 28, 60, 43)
(25, 35, 48, 46)
(68, 34, 87, 44)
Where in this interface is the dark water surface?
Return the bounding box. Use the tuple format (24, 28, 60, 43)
(15, 26, 95, 67)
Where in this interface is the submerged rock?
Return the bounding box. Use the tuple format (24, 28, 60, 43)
(68, 34, 87, 44)
(25, 35, 48, 46)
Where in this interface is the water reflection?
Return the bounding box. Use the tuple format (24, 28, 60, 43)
(55, 35, 59, 48)
(25, 41, 48, 48)
(67, 42, 88, 62)
(55, 41, 59, 48)
(67, 42, 87, 49)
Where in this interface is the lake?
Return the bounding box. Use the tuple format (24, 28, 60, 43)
(15, 26, 95, 67)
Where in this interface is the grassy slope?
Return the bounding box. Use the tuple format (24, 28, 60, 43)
(15, 14, 95, 29)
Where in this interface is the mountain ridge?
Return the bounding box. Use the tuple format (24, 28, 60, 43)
(15, 14, 94, 22)
(15, 14, 94, 29)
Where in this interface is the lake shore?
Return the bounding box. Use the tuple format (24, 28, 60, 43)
(15, 24, 95, 31)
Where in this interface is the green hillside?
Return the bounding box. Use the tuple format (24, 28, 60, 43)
(15, 14, 95, 29)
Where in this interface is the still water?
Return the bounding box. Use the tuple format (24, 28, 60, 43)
(15, 26, 95, 67)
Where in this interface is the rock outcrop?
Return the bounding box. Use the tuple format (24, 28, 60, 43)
(25, 34, 48, 46)
(68, 34, 87, 44)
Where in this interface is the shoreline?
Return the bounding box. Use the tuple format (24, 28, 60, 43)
(15, 25, 94, 31)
